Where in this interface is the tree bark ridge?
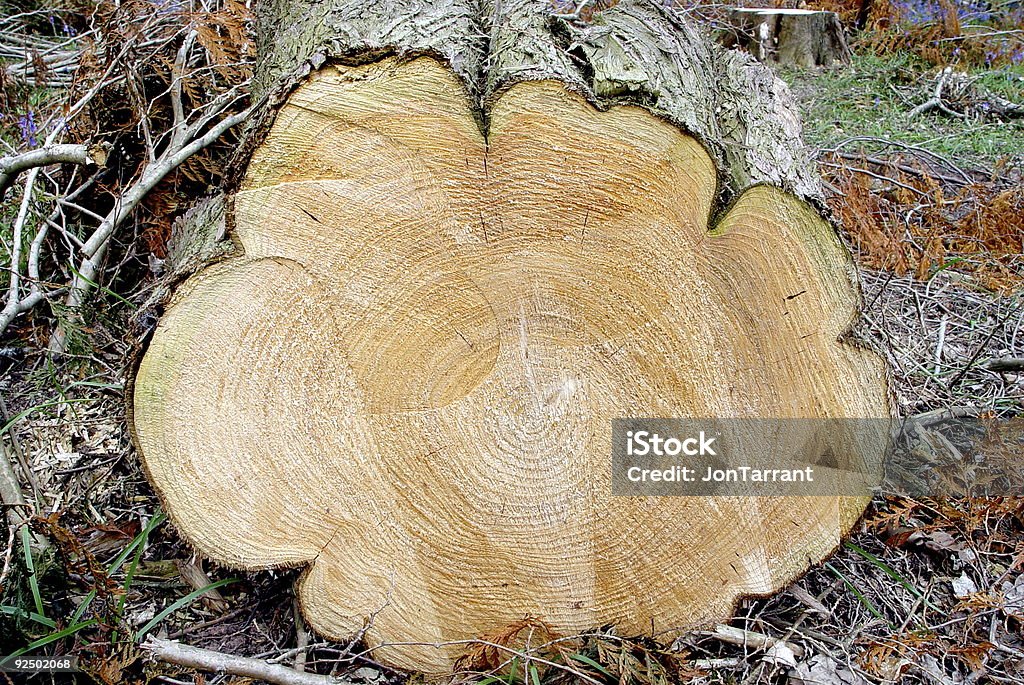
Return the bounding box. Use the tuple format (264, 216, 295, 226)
(242, 0, 823, 207)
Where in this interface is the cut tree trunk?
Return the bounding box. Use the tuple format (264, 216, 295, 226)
(129, 0, 891, 674)
(722, 9, 852, 68)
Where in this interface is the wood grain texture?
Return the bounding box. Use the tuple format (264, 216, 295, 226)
(133, 56, 891, 672)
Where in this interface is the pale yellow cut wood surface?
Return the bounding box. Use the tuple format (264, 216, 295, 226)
(133, 57, 890, 672)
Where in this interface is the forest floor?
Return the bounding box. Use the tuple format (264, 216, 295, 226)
(1, 4, 1023, 685)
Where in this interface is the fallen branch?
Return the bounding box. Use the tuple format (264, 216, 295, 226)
(0, 8, 256, 344)
(0, 393, 51, 556)
(142, 637, 353, 685)
(985, 357, 1024, 373)
(47, 100, 255, 353)
(828, 151, 971, 187)
(697, 624, 804, 658)
(0, 434, 29, 531)
(909, 67, 962, 119)
(0, 143, 107, 198)
(822, 136, 979, 184)
(909, 67, 1024, 121)
(949, 301, 1024, 388)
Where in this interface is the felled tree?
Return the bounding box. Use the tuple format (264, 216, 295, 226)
(131, 0, 891, 672)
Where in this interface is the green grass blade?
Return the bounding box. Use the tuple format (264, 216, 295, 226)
(1, 398, 92, 434)
(135, 578, 238, 641)
(117, 531, 147, 615)
(569, 653, 613, 679)
(69, 590, 96, 625)
(20, 526, 45, 619)
(113, 512, 165, 642)
(106, 511, 166, 576)
(529, 663, 541, 685)
(66, 512, 166, 630)
(474, 677, 508, 685)
(843, 541, 940, 611)
(67, 263, 137, 309)
(0, 605, 57, 629)
(63, 380, 124, 391)
(825, 561, 894, 629)
(3, 619, 98, 661)
(507, 656, 519, 685)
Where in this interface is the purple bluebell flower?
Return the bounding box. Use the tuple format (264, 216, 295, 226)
(894, 0, 994, 26)
(17, 110, 38, 147)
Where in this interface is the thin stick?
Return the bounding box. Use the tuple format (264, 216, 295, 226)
(48, 101, 255, 352)
(0, 437, 28, 531)
(3, 167, 39, 319)
(360, 639, 604, 685)
(142, 637, 352, 685)
(0, 524, 17, 593)
(984, 358, 1024, 373)
(551, 0, 595, 20)
(934, 314, 948, 376)
(0, 393, 40, 505)
(948, 301, 1023, 388)
(908, 67, 961, 119)
(294, 597, 310, 673)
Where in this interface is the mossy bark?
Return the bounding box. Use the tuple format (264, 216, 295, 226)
(238, 0, 823, 207)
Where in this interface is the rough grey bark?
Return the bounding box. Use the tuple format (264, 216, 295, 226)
(164, 195, 234, 277)
(239, 0, 824, 208)
(723, 9, 852, 68)
(134, 195, 236, 323)
(252, 0, 484, 100)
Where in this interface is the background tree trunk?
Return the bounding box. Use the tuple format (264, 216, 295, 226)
(130, 0, 892, 673)
(722, 9, 852, 68)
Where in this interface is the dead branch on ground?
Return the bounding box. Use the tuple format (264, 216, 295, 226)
(0, 1, 255, 347)
(143, 636, 353, 685)
(910, 66, 1024, 120)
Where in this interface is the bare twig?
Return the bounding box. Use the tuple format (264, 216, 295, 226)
(697, 624, 804, 658)
(0, 524, 16, 592)
(361, 639, 604, 685)
(551, 0, 595, 20)
(821, 136, 979, 184)
(4, 168, 39, 313)
(828, 152, 973, 188)
(143, 636, 352, 685)
(48, 101, 255, 352)
(948, 301, 1023, 388)
(933, 29, 1024, 42)
(934, 314, 948, 376)
(0, 144, 107, 198)
(293, 597, 310, 672)
(909, 67, 1023, 121)
(0, 8, 254, 343)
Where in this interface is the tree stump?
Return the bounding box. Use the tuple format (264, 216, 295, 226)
(130, 0, 890, 672)
(723, 8, 852, 68)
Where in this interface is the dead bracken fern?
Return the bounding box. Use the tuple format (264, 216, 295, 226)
(824, 158, 1023, 292)
(0, 0, 256, 349)
(454, 618, 695, 685)
(836, 0, 1023, 68)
